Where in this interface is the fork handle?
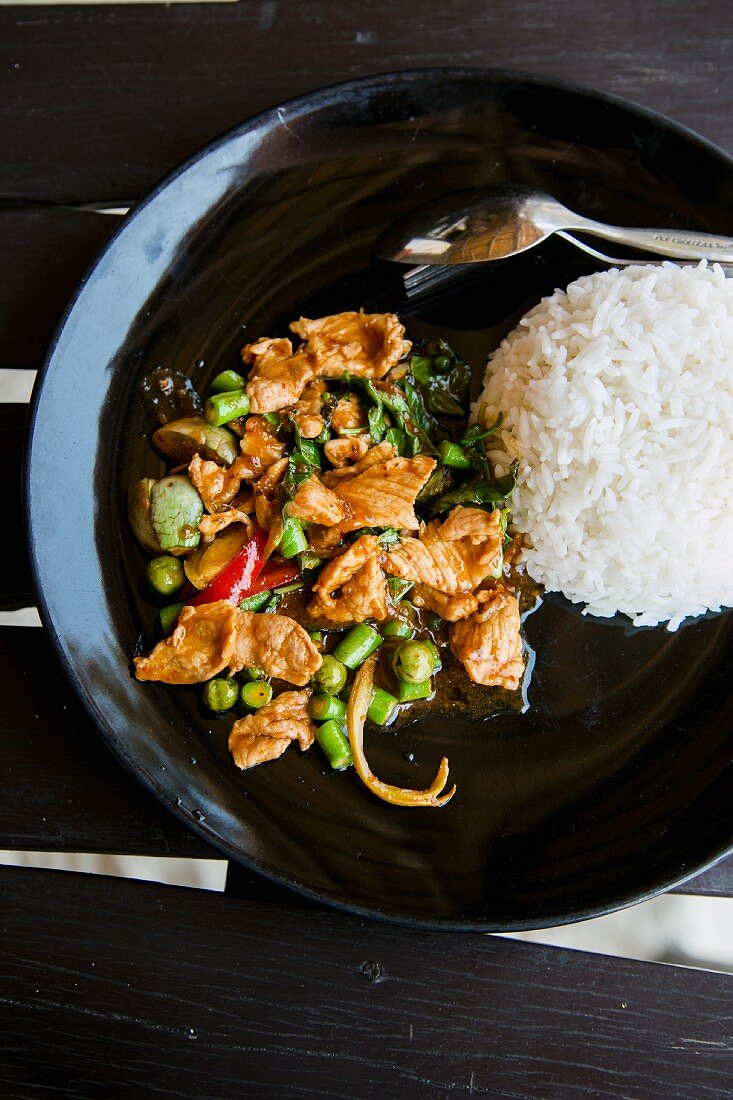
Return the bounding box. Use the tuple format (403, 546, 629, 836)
(569, 216, 733, 263)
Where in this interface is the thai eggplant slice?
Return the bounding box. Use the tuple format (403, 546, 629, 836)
(150, 475, 204, 551)
(128, 478, 164, 555)
(152, 417, 240, 466)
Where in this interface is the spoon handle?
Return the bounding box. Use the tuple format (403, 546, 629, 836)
(568, 216, 733, 263)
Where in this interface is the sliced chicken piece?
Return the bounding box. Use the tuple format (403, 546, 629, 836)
(229, 689, 316, 770)
(309, 534, 379, 594)
(290, 311, 411, 379)
(198, 502, 254, 543)
(229, 611, 322, 686)
(287, 475, 345, 526)
(412, 584, 479, 622)
(252, 457, 288, 531)
(295, 412, 324, 439)
(439, 506, 503, 545)
(239, 414, 286, 470)
(242, 337, 316, 414)
(296, 379, 328, 413)
(384, 507, 504, 594)
(134, 601, 239, 684)
(449, 588, 524, 689)
(330, 393, 367, 434)
(311, 555, 389, 624)
(188, 453, 256, 513)
(324, 435, 371, 468)
(308, 535, 389, 623)
(333, 454, 435, 533)
(321, 440, 397, 485)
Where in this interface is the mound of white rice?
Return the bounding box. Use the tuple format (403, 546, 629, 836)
(477, 262, 733, 630)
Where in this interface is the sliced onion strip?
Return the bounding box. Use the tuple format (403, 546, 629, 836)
(262, 512, 284, 565)
(347, 655, 456, 808)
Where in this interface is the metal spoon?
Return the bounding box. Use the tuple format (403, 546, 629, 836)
(400, 230, 733, 307)
(376, 184, 733, 266)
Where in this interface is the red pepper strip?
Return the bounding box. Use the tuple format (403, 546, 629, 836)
(243, 560, 301, 597)
(190, 528, 269, 606)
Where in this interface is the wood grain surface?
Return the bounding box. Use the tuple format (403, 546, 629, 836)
(0, 405, 32, 607)
(0, 623, 213, 859)
(1, 865, 732, 1099)
(2, 0, 733, 368)
(2, 0, 733, 204)
(1, 7, 733, 1093)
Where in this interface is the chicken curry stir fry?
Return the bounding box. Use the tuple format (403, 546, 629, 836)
(130, 310, 525, 808)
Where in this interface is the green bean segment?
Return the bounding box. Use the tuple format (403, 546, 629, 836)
(382, 620, 415, 640)
(316, 720, 353, 771)
(203, 677, 239, 712)
(299, 551, 324, 572)
(239, 591, 270, 612)
(209, 369, 246, 394)
(396, 679, 433, 703)
(158, 601, 185, 635)
(309, 694, 347, 723)
(279, 516, 308, 558)
(425, 639, 443, 672)
(367, 687, 398, 726)
(205, 389, 251, 426)
(392, 640, 435, 684)
(439, 440, 473, 470)
(332, 624, 383, 670)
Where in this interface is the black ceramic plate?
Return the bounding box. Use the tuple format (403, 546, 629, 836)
(27, 70, 733, 929)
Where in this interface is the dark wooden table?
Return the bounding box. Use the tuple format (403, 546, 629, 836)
(2, 3, 732, 1095)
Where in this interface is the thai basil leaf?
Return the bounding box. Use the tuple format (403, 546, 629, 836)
(400, 380, 438, 439)
(421, 360, 471, 418)
(377, 528, 401, 548)
(409, 354, 433, 387)
(416, 464, 453, 504)
(368, 403, 387, 444)
(457, 412, 505, 480)
(424, 386, 466, 418)
(351, 376, 436, 455)
(403, 431, 422, 456)
(430, 461, 518, 514)
(387, 576, 413, 601)
(384, 427, 407, 454)
(297, 436, 322, 469)
(282, 427, 322, 500)
(461, 412, 503, 446)
(282, 457, 314, 500)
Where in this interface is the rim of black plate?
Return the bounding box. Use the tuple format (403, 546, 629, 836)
(24, 67, 733, 931)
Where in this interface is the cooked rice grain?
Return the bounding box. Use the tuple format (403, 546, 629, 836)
(477, 262, 733, 629)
